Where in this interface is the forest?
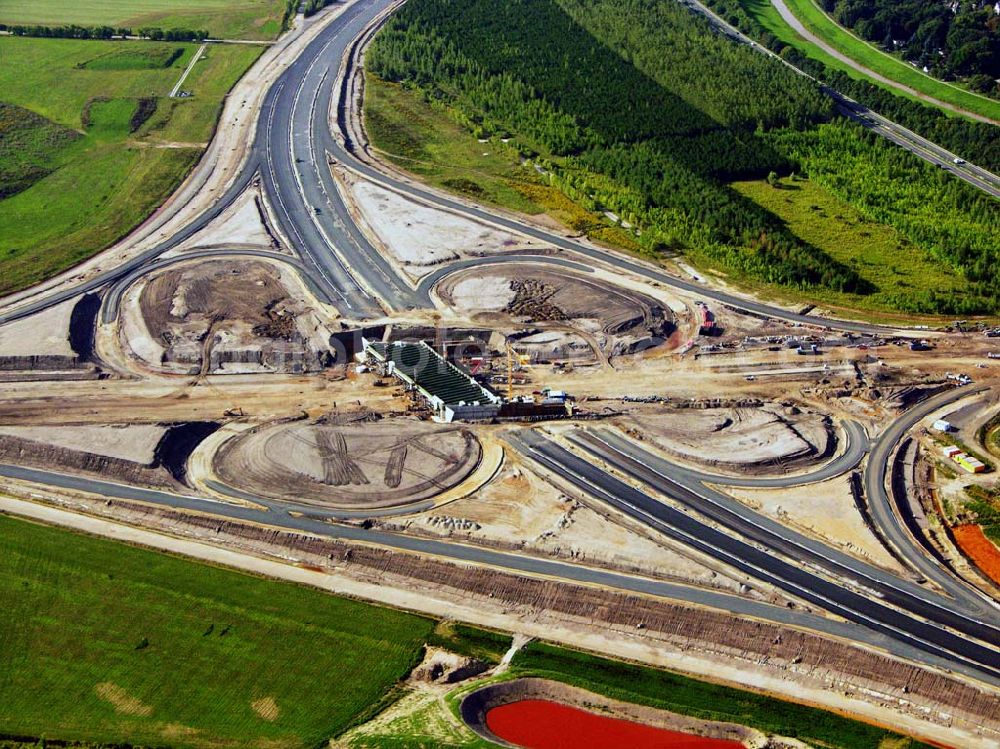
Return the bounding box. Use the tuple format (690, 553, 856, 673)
(821, 0, 1000, 88)
(368, 0, 1000, 314)
(704, 0, 1000, 171)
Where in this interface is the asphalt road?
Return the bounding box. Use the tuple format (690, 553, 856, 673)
(0, 0, 998, 689)
(100, 248, 322, 325)
(508, 430, 1000, 683)
(5, 0, 989, 332)
(769, 0, 995, 125)
(606, 418, 870, 489)
(3, 459, 996, 686)
(863, 384, 999, 622)
(566, 426, 1000, 634)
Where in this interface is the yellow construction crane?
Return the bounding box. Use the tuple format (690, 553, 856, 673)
(505, 343, 514, 400)
(504, 343, 531, 400)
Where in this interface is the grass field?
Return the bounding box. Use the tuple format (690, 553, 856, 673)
(731, 175, 968, 317)
(0, 0, 288, 40)
(0, 513, 434, 748)
(0, 103, 81, 199)
(426, 622, 511, 665)
(0, 36, 261, 296)
(779, 0, 1000, 123)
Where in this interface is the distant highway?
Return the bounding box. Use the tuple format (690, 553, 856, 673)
(677, 0, 1000, 198)
(770, 0, 996, 126)
(3, 0, 985, 333)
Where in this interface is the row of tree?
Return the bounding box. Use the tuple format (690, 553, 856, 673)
(0, 24, 209, 41)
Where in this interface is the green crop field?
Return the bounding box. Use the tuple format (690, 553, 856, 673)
(0, 513, 434, 748)
(0, 36, 261, 296)
(0, 0, 288, 40)
(779, 0, 1000, 123)
(731, 176, 968, 319)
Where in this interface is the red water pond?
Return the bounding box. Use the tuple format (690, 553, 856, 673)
(485, 699, 745, 749)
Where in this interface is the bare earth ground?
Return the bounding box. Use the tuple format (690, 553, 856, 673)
(0, 424, 165, 464)
(619, 405, 830, 471)
(0, 296, 78, 357)
(214, 418, 482, 508)
(344, 173, 548, 279)
(119, 258, 335, 375)
(168, 184, 282, 253)
(727, 477, 906, 572)
(375, 448, 765, 596)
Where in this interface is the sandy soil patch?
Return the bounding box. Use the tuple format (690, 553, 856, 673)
(385, 456, 755, 595)
(169, 186, 279, 253)
(0, 424, 165, 464)
(0, 296, 77, 357)
(727, 476, 903, 571)
(94, 682, 153, 717)
(347, 177, 547, 277)
(252, 696, 281, 721)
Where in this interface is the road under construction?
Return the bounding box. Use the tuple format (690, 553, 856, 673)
(1, 0, 1000, 746)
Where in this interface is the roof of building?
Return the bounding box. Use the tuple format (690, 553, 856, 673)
(368, 341, 498, 406)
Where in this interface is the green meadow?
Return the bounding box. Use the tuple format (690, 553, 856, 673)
(0, 36, 261, 295)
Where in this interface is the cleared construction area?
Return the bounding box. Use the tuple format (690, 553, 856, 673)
(620, 404, 832, 472)
(436, 264, 673, 360)
(213, 418, 482, 508)
(123, 259, 334, 375)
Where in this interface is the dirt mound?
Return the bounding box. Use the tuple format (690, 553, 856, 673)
(624, 405, 831, 471)
(213, 419, 481, 509)
(436, 265, 673, 358)
(133, 260, 332, 374)
(0, 422, 217, 489)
